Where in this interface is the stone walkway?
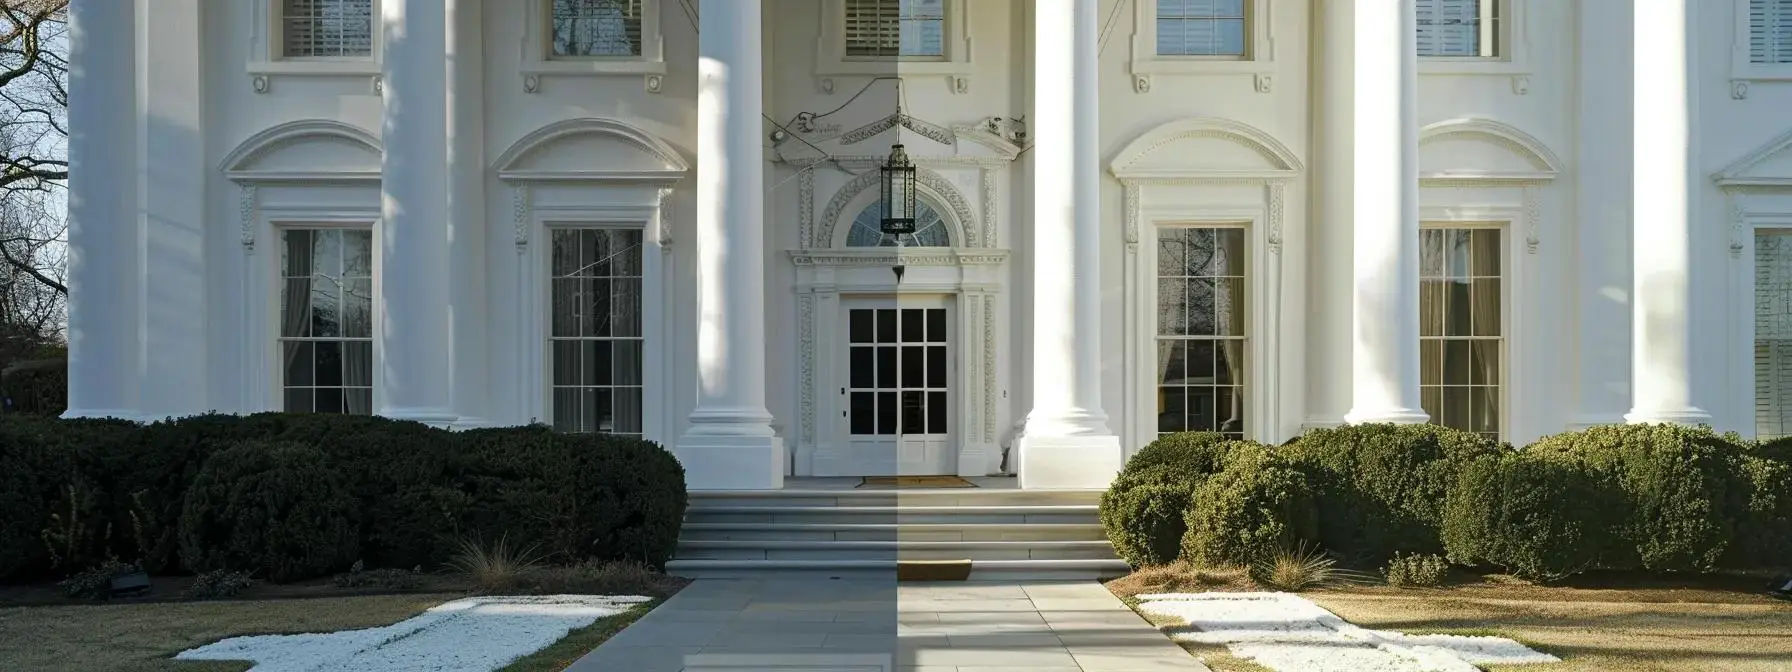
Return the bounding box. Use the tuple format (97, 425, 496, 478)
(568, 578, 1210, 671)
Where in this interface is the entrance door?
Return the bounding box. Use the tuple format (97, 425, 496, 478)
(841, 296, 954, 476)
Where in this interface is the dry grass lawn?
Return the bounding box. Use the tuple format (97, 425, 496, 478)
(1107, 565, 1792, 672)
(0, 593, 460, 672)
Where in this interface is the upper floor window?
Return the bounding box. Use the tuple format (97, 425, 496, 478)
(551, 0, 644, 58)
(845, 0, 946, 59)
(1417, 0, 1501, 58)
(1752, 0, 1792, 64)
(280, 0, 374, 59)
(1156, 0, 1248, 58)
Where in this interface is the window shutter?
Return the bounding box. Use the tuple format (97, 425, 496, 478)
(1751, 0, 1792, 65)
(845, 0, 943, 58)
(1156, 0, 1247, 57)
(282, 0, 374, 58)
(1416, 0, 1481, 57)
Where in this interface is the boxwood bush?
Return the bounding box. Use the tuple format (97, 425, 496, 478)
(1282, 423, 1505, 565)
(1442, 452, 1624, 581)
(1179, 443, 1319, 567)
(0, 413, 688, 584)
(1098, 432, 1236, 567)
(178, 441, 363, 583)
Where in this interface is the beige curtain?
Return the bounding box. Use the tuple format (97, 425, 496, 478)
(1216, 231, 1246, 433)
(1470, 231, 1501, 434)
(280, 231, 316, 411)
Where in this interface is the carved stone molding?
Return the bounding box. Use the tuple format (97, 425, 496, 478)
(813, 169, 981, 249)
(791, 251, 1009, 267)
(1122, 183, 1142, 248)
(1522, 186, 1542, 254)
(1731, 200, 1748, 259)
(1266, 183, 1286, 254)
(979, 168, 998, 247)
(239, 185, 258, 254)
(982, 293, 996, 442)
(799, 168, 816, 250)
(512, 185, 531, 253)
(839, 113, 957, 147)
(656, 187, 676, 249)
(797, 293, 816, 444)
(784, 154, 1013, 170)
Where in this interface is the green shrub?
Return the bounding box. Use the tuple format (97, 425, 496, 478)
(0, 418, 59, 580)
(1525, 424, 1747, 573)
(1384, 552, 1450, 587)
(1282, 423, 1505, 565)
(1442, 453, 1624, 581)
(178, 441, 362, 583)
(1180, 444, 1319, 567)
(1728, 450, 1792, 569)
(285, 415, 468, 569)
(185, 569, 256, 600)
(1, 358, 67, 417)
(0, 416, 135, 581)
(57, 559, 139, 600)
(333, 561, 424, 591)
(106, 414, 279, 574)
(1100, 433, 1241, 567)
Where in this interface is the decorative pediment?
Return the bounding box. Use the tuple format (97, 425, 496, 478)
(1109, 117, 1303, 182)
(221, 120, 382, 183)
(1714, 125, 1792, 189)
(1418, 118, 1562, 184)
(773, 113, 1017, 170)
(493, 118, 688, 183)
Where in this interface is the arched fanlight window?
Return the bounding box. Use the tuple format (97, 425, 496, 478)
(847, 198, 951, 248)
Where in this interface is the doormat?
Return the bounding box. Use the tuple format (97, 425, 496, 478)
(857, 476, 977, 489)
(898, 560, 972, 582)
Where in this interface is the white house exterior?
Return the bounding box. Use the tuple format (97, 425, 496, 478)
(58, 0, 1792, 490)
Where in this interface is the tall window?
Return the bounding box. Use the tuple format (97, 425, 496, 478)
(845, 0, 945, 58)
(551, 0, 644, 57)
(549, 228, 645, 437)
(1751, 0, 1792, 65)
(280, 0, 375, 58)
(1156, 0, 1247, 57)
(1417, 0, 1501, 58)
(1420, 227, 1503, 440)
(1755, 232, 1792, 439)
(279, 229, 374, 414)
(847, 200, 951, 248)
(1156, 226, 1247, 439)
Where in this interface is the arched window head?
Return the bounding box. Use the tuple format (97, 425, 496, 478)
(847, 198, 951, 247)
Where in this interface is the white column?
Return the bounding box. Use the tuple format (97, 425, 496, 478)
(63, 0, 141, 420)
(376, 0, 456, 423)
(446, 0, 491, 426)
(680, 0, 783, 490)
(1625, 0, 1710, 425)
(1571, 0, 1635, 428)
(137, 0, 208, 419)
(1017, 0, 1122, 489)
(1342, 0, 1429, 426)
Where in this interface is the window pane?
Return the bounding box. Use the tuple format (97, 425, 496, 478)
(343, 341, 373, 387)
(927, 390, 948, 434)
(284, 388, 313, 413)
(314, 341, 343, 387)
(1157, 0, 1247, 56)
(927, 345, 947, 388)
(901, 309, 925, 343)
(926, 309, 947, 342)
(877, 309, 897, 343)
(284, 341, 315, 387)
(901, 345, 926, 388)
(1420, 226, 1504, 441)
(1751, 0, 1792, 64)
(282, 0, 374, 58)
(877, 391, 897, 434)
(1756, 232, 1792, 438)
(851, 347, 876, 389)
(552, 0, 644, 57)
(876, 346, 897, 388)
(901, 390, 927, 434)
(850, 310, 875, 344)
(342, 278, 373, 338)
(613, 340, 642, 386)
(845, 0, 945, 58)
(851, 392, 877, 434)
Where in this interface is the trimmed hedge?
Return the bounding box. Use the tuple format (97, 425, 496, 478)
(0, 413, 687, 584)
(1441, 453, 1622, 581)
(1283, 423, 1504, 565)
(178, 441, 362, 582)
(1098, 432, 1236, 567)
(1180, 443, 1319, 567)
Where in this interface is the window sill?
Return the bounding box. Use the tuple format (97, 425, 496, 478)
(1418, 58, 1527, 76)
(1128, 58, 1275, 94)
(248, 60, 380, 77)
(1730, 66, 1792, 99)
(519, 59, 668, 94)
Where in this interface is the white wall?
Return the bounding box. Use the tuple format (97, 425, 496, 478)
(167, 0, 1792, 457)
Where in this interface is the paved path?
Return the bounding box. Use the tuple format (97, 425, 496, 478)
(568, 578, 1210, 672)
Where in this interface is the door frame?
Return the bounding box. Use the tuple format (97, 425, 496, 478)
(789, 249, 1007, 477)
(834, 293, 958, 476)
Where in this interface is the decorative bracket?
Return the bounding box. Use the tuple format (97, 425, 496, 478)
(512, 185, 531, 254)
(239, 185, 259, 255)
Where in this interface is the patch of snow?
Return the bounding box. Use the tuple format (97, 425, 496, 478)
(174, 594, 653, 672)
(1136, 592, 1560, 672)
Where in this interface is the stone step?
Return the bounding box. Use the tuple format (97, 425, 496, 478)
(663, 558, 1131, 581)
(682, 505, 1100, 526)
(677, 522, 1111, 543)
(675, 539, 1118, 561)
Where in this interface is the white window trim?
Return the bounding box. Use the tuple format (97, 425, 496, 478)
(532, 216, 659, 437)
(1732, 0, 1792, 95)
(1418, 0, 1532, 78)
(520, 0, 667, 94)
(1416, 213, 1522, 443)
(1128, 0, 1276, 93)
(248, 0, 384, 92)
(814, 0, 972, 90)
(1725, 194, 1792, 437)
(518, 205, 672, 445)
(254, 213, 384, 413)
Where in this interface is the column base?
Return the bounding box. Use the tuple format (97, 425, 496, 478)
(1016, 434, 1122, 490)
(1342, 408, 1432, 425)
(1622, 407, 1712, 426)
(678, 434, 785, 490)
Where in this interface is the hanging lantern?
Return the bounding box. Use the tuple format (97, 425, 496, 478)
(880, 144, 917, 235)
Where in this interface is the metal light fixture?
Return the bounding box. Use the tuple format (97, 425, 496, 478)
(880, 143, 917, 236)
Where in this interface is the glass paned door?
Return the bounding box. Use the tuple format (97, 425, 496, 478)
(839, 296, 954, 476)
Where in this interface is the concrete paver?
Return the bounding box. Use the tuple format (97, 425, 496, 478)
(568, 578, 1209, 672)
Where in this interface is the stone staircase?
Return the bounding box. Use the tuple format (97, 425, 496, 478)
(665, 486, 1131, 581)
